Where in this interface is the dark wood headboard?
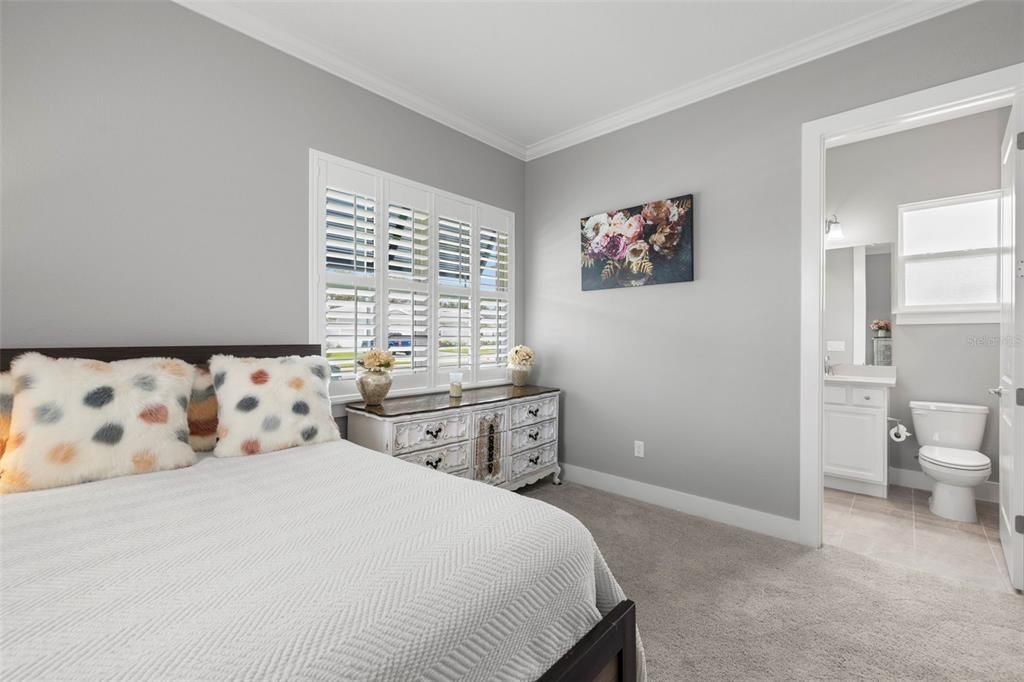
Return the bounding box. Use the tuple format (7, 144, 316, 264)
(0, 345, 321, 372)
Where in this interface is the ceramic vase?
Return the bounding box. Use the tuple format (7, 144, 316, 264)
(509, 366, 530, 387)
(357, 369, 392, 406)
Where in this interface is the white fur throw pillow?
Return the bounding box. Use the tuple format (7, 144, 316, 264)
(0, 354, 196, 494)
(209, 354, 340, 457)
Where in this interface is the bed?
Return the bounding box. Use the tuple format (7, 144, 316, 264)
(0, 345, 643, 682)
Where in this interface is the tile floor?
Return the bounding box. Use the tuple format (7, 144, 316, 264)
(824, 485, 1016, 594)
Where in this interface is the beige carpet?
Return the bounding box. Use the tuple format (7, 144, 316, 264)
(522, 481, 1023, 681)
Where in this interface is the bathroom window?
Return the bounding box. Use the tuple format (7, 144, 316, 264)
(895, 191, 1001, 324)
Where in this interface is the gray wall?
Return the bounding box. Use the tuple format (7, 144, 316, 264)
(864, 253, 891, 366)
(0, 1, 525, 347)
(824, 249, 855, 367)
(827, 111, 1006, 480)
(825, 109, 1009, 248)
(523, 2, 1024, 520)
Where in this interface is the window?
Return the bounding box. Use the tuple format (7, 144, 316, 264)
(310, 150, 515, 400)
(896, 191, 1001, 324)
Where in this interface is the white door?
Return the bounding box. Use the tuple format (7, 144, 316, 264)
(998, 96, 1023, 591)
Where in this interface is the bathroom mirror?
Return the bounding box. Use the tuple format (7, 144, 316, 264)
(824, 243, 893, 366)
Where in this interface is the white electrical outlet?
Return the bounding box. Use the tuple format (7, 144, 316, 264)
(634, 440, 645, 458)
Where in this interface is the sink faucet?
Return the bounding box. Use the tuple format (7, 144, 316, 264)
(824, 355, 833, 376)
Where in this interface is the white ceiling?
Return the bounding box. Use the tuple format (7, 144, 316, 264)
(179, 1, 972, 160)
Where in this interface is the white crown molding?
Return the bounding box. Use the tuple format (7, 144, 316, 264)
(523, 0, 976, 160)
(175, 0, 529, 160)
(176, 0, 974, 164)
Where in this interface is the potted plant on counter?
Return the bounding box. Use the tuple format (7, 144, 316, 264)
(871, 320, 892, 338)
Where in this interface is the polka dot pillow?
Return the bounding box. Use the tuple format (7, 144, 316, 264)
(0, 353, 197, 494)
(209, 355, 340, 457)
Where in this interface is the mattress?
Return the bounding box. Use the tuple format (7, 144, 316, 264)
(1, 439, 643, 681)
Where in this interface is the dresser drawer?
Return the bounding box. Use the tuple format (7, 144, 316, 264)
(392, 413, 470, 455)
(510, 395, 558, 428)
(398, 441, 470, 474)
(509, 419, 557, 454)
(851, 387, 884, 407)
(473, 406, 508, 436)
(510, 442, 558, 481)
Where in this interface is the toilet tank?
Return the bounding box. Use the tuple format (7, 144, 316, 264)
(909, 401, 988, 450)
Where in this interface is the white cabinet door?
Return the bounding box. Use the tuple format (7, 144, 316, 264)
(823, 405, 885, 483)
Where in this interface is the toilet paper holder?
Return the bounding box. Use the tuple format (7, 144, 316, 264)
(887, 417, 912, 443)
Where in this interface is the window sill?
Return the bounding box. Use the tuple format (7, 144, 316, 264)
(894, 309, 1000, 325)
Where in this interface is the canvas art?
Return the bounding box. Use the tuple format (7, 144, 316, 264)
(580, 194, 693, 290)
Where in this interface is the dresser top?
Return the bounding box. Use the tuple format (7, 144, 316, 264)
(346, 384, 559, 418)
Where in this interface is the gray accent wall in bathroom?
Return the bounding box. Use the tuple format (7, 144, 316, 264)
(826, 109, 1008, 481)
(524, 2, 1024, 520)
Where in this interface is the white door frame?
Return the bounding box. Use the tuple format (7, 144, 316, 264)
(799, 63, 1024, 547)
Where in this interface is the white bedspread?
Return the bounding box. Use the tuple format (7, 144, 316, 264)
(1, 440, 642, 681)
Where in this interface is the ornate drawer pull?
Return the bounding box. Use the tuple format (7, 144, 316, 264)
(527, 407, 540, 417)
(425, 456, 442, 469)
(425, 425, 443, 439)
(528, 455, 540, 465)
(528, 430, 540, 441)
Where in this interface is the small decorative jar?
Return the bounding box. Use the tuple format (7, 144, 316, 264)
(357, 369, 392, 406)
(449, 371, 464, 398)
(875, 329, 891, 338)
(508, 365, 530, 387)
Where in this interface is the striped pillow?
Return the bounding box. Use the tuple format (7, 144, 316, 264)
(0, 373, 12, 457)
(188, 367, 218, 452)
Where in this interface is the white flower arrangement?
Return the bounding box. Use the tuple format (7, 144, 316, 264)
(507, 345, 534, 369)
(357, 348, 395, 372)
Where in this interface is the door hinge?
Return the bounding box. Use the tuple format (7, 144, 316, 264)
(1016, 388, 1024, 406)
(1018, 132, 1024, 151)
(1017, 514, 1024, 534)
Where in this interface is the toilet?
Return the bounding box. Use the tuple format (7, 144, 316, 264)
(910, 401, 991, 523)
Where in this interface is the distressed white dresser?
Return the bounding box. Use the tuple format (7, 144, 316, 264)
(345, 385, 560, 491)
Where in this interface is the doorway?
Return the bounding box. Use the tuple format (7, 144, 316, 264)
(799, 63, 1024, 592)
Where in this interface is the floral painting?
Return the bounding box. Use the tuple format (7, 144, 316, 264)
(580, 194, 693, 290)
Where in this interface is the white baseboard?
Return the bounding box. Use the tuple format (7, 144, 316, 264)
(560, 463, 802, 544)
(888, 466, 1000, 503)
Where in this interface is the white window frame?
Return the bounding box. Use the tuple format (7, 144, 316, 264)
(894, 190, 1002, 325)
(308, 149, 516, 403)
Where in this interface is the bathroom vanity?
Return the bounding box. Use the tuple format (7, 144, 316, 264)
(823, 369, 897, 498)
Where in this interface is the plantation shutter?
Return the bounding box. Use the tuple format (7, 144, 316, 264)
(476, 206, 513, 379)
(387, 204, 429, 282)
(479, 228, 509, 292)
(326, 189, 375, 275)
(437, 294, 472, 369)
(313, 151, 514, 398)
(320, 163, 378, 385)
(387, 289, 429, 372)
(438, 217, 472, 288)
(478, 298, 509, 367)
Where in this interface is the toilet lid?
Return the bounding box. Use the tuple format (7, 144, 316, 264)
(919, 446, 990, 471)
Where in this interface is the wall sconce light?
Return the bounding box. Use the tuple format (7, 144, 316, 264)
(825, 214, 844, 240)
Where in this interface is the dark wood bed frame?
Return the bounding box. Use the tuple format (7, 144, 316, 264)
(0, 344, 639, 682)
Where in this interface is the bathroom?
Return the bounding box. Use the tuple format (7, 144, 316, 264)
(821, 107, 1013, 593)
